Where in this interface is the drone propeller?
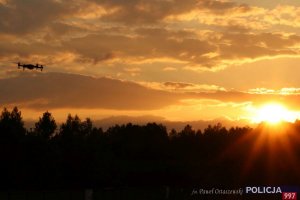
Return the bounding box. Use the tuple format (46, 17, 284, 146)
(11, 62, 22, 68)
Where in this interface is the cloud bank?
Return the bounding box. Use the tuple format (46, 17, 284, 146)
(0, 72, 180, 110)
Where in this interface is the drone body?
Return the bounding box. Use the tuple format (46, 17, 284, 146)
(16, 62, 44, 71)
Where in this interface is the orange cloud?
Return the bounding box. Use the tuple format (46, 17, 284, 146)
(1, 0, 300, 80)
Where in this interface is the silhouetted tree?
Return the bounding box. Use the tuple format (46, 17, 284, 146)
(60, 114, 82, 139)
(204, 123, 228, 136)
(34, 111, 57, 140)
(179, 124, 195, 137)
(81, 118, 94, 137)
(195, 129, 202, 137)
(169, 128, 177, 139)
(0, 107, 25, 140)
(1, 107, 300, 189)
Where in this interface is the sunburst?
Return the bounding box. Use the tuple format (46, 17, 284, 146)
(251, 103, 298, 124)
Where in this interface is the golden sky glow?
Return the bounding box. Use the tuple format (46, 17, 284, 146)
(1, 0, 300, 125)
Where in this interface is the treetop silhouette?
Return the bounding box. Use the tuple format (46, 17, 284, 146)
(0, 107, 299, 189)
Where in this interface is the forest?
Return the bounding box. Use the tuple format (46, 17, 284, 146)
(0, 107, 300, 189)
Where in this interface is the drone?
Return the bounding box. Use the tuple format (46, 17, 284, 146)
(15, 62, 44, 71)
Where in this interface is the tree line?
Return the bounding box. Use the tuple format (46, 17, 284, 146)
(0, 107, 299, 189)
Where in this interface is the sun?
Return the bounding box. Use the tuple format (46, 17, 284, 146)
(251, 103, 298, 124)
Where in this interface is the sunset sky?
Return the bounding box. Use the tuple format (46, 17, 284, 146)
(1, 0, 300, 125)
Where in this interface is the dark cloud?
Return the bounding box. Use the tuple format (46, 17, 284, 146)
(62, 30, 300, 68)
(164, 82, 194, 89)
(92, 0, 196, 24)
(62, 33, 122, 63)
(1, 26, 300, 71)
(0, 0, 300, 72)
(91, 0, 253, 24)
(216, 32, 300, 63)
(62, 28, 216, 65)
(0, 0, 226, 36)
(0, 0, 75, 34)
(197, 0, 251, 14)
(0, 39, 61, 58)
(0, 72, 180, 110)
(221, 33, 300, 50)
(46, 22, 85, 38)
(2, 72, 300, 113)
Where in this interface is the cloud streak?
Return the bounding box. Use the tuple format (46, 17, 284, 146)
(2, 72, 300, 111)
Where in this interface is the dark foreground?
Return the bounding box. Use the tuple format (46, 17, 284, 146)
(0, 108, 300, 199)
(0, 187, 292, 200)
